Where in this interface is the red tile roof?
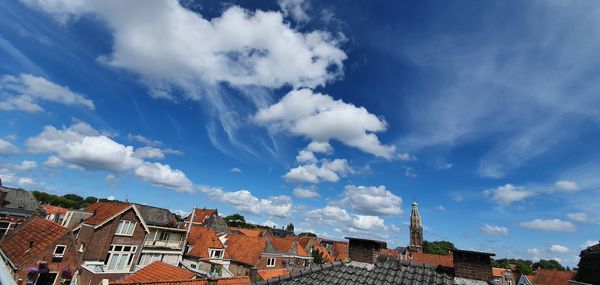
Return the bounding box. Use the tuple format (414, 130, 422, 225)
(333, 242, 348, 261)
(83, 202, 130, 225)
(42, 204, 68, 216)
(409, 252, 454, 268)
(225, 234, 265, 266)
(116, 262, 196, 284)
(533, 269, 575, 285)
(257, 269, 290, 280)
(0, 218, 70, 266)
(112, 277, 250, 285)
(492, 267, 506, 277)
(212, 277, 250, 285)
(268, 237, 308, 257)
(187, 227, 228, 259)
(229, 227, 265, 237)
(186, 209, 217, 224)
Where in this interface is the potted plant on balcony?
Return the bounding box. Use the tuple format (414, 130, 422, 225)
(60, 268, 73, 285)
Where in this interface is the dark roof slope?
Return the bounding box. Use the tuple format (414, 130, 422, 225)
(134, 204, 176, 227)
(0, 187, 41, 214)
(574, 241, 600, 284)
(0, 218, 70, 266)
(256, 259, 454, 285)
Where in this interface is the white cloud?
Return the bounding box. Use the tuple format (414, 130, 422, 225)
(43, 155, 63, 168)
(278, 0, 310, 23)
(0, 74, 94, 112)
(480, 224, 509, 236)
(230, 167, 242, 173)
(17, 177, 35, 186)
(338, 185, 403, 216)
(14, 160, 37, 171)
(305, 205, 390, 235)
(22, 1, 346, 91)
(263, 219, 278, 228)
(254, 89, 399, 159)
(135, 162, 193, 192)
(296, 150, 317, 163)
(306, 206, 352, 223)
(283, 158, 353, 184)
(403, 166, 417, 178)
(197, 185, 293, 218)
(133, 146, 167, 160)
(528, 248, 540, 256)
(105, 174, 117, 184)
(306, 141, 333, 154)
(127, 133, 162, 146)
(351, 215, 386, 231)
(567, 212, 589, 223)
(581, 240, 597, 249)
(436, 205, 447, 211)
(106, 195, 115, 201)
(549, 244, 569, 254)
(293, 186, 319, 198)
(0, 139, 19, 155)
(520, 219, 576, 232)
(484, 184, 535, 206)
(555, 180, 579, 192)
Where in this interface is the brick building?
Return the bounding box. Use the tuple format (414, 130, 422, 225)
(0, 180, 44, 238)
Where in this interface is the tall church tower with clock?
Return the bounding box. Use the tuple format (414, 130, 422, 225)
(408, 200, 424, 253)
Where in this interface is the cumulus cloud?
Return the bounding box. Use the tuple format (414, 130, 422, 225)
(14, 160, 37, 171)
(296, 150, 317, 163)
(293, 186, 319, 198)
(278, 0, 310, 23)
(520, 219, 576, 232)
(581, 240, 597, 249)
(0, 139, 19, 155)
(549, 244, 569, 254)
(480, 224, 509, 236)
(197, 185, 293, 218)
(255, 89, 399, 159)
(338, 185, 403, 216)
(0, 74, 94, 112)
(43, 155, 63, 168)
(567, 212, 589, 223)
(127, 133, 162, 147)
(283, 158, 354, 184)
(22, 1, 345, 92)
(555, 180, 579, 192)
(306, 141, 333, 154)
(305, 205, 389, 233)
(484, 184, 534, 206)
(230, 167, 242, 173)
(135, 162, 193, 192)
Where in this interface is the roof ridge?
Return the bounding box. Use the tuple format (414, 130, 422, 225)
(253, 261, 344, 285)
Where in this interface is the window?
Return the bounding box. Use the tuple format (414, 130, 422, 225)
(159, 231, 170, 241)
(190, 264, 196, 269)
(105, 245, 137, 272)
(79, 243, 85, 252)
(35, 272, 57, 285)
(267, 258, 276, 267)
(115, 220, 136, 236)
(0, 221, 12, 238)
(53, 245, 66, 258)
(209, 249, 224, 259)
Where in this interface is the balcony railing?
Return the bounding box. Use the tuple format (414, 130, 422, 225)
(143, 239, 184, 249)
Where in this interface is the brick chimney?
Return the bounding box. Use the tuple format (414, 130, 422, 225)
(452, 249, 495, 282)
(346, 237, 387, 264)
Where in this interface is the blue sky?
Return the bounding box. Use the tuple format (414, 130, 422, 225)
(0, 0, 598, 266)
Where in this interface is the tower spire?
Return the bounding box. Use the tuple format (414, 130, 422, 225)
(408, 198, 423, 253)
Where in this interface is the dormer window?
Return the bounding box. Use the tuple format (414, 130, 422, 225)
(209, 249, 224, 259)
(53, 245, 66, 258)
(115, 220, 136, 236)
(267, 257, 276, 267)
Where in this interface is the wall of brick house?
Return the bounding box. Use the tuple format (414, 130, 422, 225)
(79, 268, 129, 285)
(348, 240, 383, 264)
(453, 252, 492, 282)
(13, 233, 79, 285)
(255, 256, 307, 270)
(228, 262, 250, 277)
(76, 209, 146, 264)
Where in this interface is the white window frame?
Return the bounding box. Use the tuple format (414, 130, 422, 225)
(115, 220, 136, 236)
(53, 245, 67, 258)
(105, 244, 137, 272)
(209, 249, 224, 259)
(267, 258, 276, 267)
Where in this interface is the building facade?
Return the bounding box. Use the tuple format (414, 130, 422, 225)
(408, 200, 423, 253)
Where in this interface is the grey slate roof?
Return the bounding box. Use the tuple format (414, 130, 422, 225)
(255, 259, 454, 285)
(0, 187, 41, 216)
(133, 203, 176, 227)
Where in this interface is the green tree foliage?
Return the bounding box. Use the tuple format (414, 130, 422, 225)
(299, 232, 317, 237)
(285, 223, 295, 232)
(33, 191, 112, 209)
(492, 258, 535, 275)
(312, 248, 325, 264)
(223, 213, 270, 230)
(533, 259, 565, 271)
(422, 240, 456, 255)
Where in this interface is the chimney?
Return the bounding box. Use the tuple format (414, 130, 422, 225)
(346, 237, 387, 264)
(249, 266, 258, 283)
(452, 249, 495, 282)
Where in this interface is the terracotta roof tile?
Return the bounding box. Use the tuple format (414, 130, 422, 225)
(187, 227, 228, 259)
(315, 246, 334, 263)
(117, 262, 196, 284)
(42, 204, 68, 216)
(214, 277, 250, 285)
(332, 242, 348, 261)
(268, 237, 308, 257)
(0, 218, 70, 266)
(83, 202, 130, 225)
(533, 269, 575, 285)
(229, 227, 264, 237)
(409, 252, 454, 268)
(112, 277, 250, 285)
(258, 269, 290, 280)
(225, 234, 265, 266)
(492, 267, 506, 277)
(185, 209, 217, 224)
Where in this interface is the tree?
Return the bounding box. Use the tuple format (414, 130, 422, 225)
(533, 259, 565, 271)
(299, 232, 317, 237)
(224, 213, 247, 227)
(285, 223, 294, 232)
(312, 248, 325, 264)
(422, 240, 456, 255)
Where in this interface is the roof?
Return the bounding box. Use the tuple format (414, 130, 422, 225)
(257, 269, 290, 280)
(453, 249, 495, 256)
(230, 227, 265, 237)
(315, 245, 334, 262)
(187, 227, 228, 259)
(345, 237, 387, 246)
(0, 217, 70, 266)
(134, 204, 177, 227)
(410, 252, 454, 268)
(111, 277, 250, 285)
(332, 242, 348, 261)
(533, 269, 574, 285)
(268, 237, 308, 257)
(225, 234, 266, 266)
(116, 262, 196, 284)
(42, 204, 68, 216)
(0, 187, 41, 213)
(186, 208, 217, 224)
(492, 267, 506, 277)
(256, 259, 454, 285)
(574, 241, 600, 284)
(83, 202, 131, 225)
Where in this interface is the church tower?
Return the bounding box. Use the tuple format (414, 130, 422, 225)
(408, 200, 423, 253)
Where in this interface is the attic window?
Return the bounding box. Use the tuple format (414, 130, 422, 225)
(54, 245, 66, 258)
(115, 220, 136, 236)
(267, 258, 276, 267)
(209, 249, 224, 259)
